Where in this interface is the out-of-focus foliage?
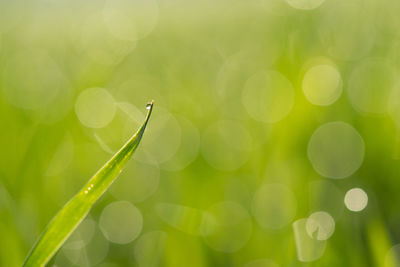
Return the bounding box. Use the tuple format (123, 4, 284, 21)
(1, 0, 400, 266)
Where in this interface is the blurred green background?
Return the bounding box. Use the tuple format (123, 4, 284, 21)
(1, 0, 400, 266)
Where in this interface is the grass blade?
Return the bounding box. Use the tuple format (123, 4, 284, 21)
(22, 101, 154, 267)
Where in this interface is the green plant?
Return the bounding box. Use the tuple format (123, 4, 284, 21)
(22, 101, 154, 267)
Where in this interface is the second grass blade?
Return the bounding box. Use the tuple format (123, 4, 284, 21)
(23, 101, 154, 267)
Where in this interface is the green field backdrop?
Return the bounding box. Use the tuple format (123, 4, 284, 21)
(1, 0, 400, 266)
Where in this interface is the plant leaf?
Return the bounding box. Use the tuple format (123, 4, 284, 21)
(22, 101, 154, 267)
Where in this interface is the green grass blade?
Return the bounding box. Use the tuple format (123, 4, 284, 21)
(22, 101, 154, 267)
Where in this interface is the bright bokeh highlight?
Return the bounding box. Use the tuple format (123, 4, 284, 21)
(302, 64, 342, 106)
(308, 122, 365, 179)
(344, 188, 368, 212)
(99, 201, 143, 244)
(75, 88, 116, 129)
